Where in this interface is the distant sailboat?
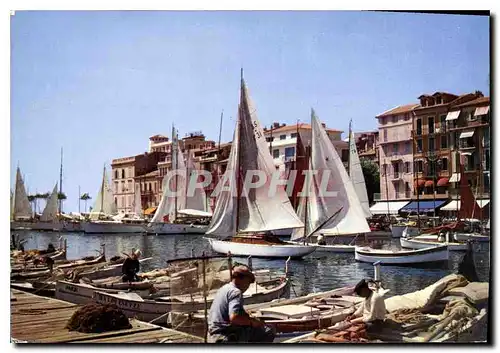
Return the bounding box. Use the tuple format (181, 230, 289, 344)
(29, 183, 63, 232)
(348, 121, 372, 219)
(89, 166, 116, 220)
(131, 183, 144, 218)
(12, 167, 33, 220)
(205, 72, 316, 258)
(147, 126, 210, 235)
(290, 109, 370, 252)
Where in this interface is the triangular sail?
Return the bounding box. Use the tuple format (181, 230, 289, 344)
(90, 167, 116, 220)
(185, 152, 210, 213)
(458, 160, 481, 220)
(291, 110, 370, 240)
(287, 129, 307, 210)
(207, 77, 303, 237)
(40, 183, 59, 222)
(348, 126, 372, 218)
(13, 167, 33, 220)
(132, 183, 143, 217)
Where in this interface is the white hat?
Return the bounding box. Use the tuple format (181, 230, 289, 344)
(133, 249, 142, 257)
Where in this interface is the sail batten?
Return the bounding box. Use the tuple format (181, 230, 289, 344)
(348, 128, 372, 218)
(40, 183, 59, 222)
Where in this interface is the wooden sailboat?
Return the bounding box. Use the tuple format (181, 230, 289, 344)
(355, 244, 449, 265)
(205, 72, 315, 258)
(147, 126, 210, 235)
(10, 167, 34, 230)
(290, 110, 371, 253)
(30, 183, 62, 231)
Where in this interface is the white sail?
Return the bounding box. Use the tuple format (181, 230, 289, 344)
(185, 152, 210, 213)
(132, 183, 143, 217)
(10, 189, 14, 220)
(348, 128, 372, 218)
(291, 109, 370, 240)
(40, 183, 59, 222)
(13, 167, 33, 220)
(90, 167, 116, 220)
(206, 78, 304, 237)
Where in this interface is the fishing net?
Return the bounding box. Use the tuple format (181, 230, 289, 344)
(66, 303, 131, 333)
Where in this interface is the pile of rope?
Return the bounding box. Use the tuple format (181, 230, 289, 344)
(308, 323, 368, 343)
(66, 303, 131, 333)
(386, 308, 430, 325)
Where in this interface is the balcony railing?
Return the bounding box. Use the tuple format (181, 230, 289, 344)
(459, 140, 476, 149)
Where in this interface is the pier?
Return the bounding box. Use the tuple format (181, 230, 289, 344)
(10, 289, 203, 343)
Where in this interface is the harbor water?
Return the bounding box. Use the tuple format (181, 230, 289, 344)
(14, 230, 490, 298)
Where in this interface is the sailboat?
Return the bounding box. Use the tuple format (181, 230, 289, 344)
(204, 73, 316, 258)
(29, 183, 62, 232)
(11, 167, 34, 230)
(83, 166, 145, 234)
(290, 110, 371, 253)
(147, 127, 210, 235)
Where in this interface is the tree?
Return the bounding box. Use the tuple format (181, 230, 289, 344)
(80, 193, 92, 213)
(57, 192, 67, 200)
(361, 158, 380, 205)
(27, 194, 36, 213)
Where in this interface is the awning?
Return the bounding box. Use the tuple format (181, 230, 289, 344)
(459, 131, 475, 139)
(414, 179, 426, 188)
(441, 200, 460, 211)
(177, 209, 213, 217)
(474, 106, 490, 116)
(424, 180, 434, 187)
(477, 199, 490, 208)
(449, 173, 461, 183)
(369, 201, 410, 215)
(144, 207, 157, 215)
(400, 200, 448, 213)
(437, 178, 449, 187)
(446, 110, 461, 121)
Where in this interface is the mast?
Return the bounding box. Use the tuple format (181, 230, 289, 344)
(59, 147, 63, 214)
(412, 128, 421, 231)
(456, 153, 460, 220)
(173, 125, 178, 221)
(78, 185, 81, 213)
(347, 120, 352, 177)
(100, 164, 105, 220)
(235, 69, 244, 234)
(303, 145, 310, 245)
(293, 120, 300, 208)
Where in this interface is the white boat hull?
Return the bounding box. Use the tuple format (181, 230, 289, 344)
(453, 232, 489, 243)
(83, 222, 147, 234)
(355, 245, 449, 265)
(390, 225, 406, 238)
(400, 237, 467, 251)
(313, 244, 355, 253)
(206, 238, 317, 258)
(146, 223, 208, 235)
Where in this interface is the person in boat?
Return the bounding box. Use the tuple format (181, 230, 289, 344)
(347, 279, 387, 327)
(121, 249, 141, 282)
(208, 265, 275, 343)
(316, 234, 326, 246)
(46, 243, 56, 253)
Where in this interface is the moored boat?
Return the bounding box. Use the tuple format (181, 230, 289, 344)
(400, 237, 467, 251)
(354, 245, 449, 265)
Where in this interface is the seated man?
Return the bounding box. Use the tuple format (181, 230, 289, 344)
(121, 249, 141, 282)
(316, 234, 326, 246)
(348, 279, 387, 328)
(208, 265, 275, 343)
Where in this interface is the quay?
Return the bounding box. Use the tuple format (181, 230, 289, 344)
(10, 289, 203, 344)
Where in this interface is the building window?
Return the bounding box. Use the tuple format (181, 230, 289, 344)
(405, 162, 411, 173)
(121, 169, 125, 179)
(436, 97, 442, 104)
(392, 143, 398, 154)
(440, 115, 447, 132)
(468, 111, 477, 121)
(404, 113, 410, 121)
(429, 137, 435, 152)
(392, 115, 397, 123)
(415, 160, 424, 173)
(284, 147, 295, 159)
(442, 158, 448, 171)
(383, 129, 387, 142)
(265, 137, 273, 143)
(416, 119, 422, 135)
(291, 133, 297, 138)
(429, 160, 436, 176)
(273, 149, 280, 159)
(149, 183, 152, 192)
(416, 139, 423, 153)
(428, 117, 435, 134)
(279, 134, 286, 140)
(114, 197, 117, 206)
(115, 170, 119, 179)
(405, 142, 411, 154)
(485, 149, 490, 171)
(379, 117, 385, 125)
(393, 162, 400, 177)
(440, 135, 448, 149)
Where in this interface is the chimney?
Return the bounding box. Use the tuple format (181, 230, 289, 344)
(281, 123, 286, 127)
(273, 122, 280, 129)
(321, 123, 326, 128)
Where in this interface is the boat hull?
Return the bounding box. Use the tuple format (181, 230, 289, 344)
(355, 245, 449, 265)
(83, 222, 147, 234)
(390, 225, 406, 238)
(206, 238, 317, 258)
(313, 244, 355, 253)
(453, 232, 489, 243)
(146, 223, 208, 235)
(400, 237, 467, 251)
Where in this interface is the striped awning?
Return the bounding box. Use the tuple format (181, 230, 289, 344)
(459, 131, 475, 139)
(474, 106, 490, 116)
(446, 110, 461, 121)
(144, 207, 157, 215)
(369, 201, 410, 215)
(400, 200, 447, 213)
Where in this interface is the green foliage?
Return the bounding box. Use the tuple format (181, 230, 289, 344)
(58, 192, 67, 200)
(80, 193, 92, 200)
(361, 158, 380, 204)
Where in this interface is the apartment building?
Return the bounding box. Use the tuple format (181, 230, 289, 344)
(355, 131, 379, 166)
(376, 104, 419, 201)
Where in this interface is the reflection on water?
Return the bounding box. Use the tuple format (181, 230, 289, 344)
(14, 231, 490, 298)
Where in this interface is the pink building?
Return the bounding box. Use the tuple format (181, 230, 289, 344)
(376, 104, 420, 201)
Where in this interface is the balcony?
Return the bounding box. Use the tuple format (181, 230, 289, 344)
(459, 140, 476, 150)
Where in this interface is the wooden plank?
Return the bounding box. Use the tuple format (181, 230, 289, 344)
(79, 329, 203, 343)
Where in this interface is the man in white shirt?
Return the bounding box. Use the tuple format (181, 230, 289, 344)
(349, 279, 386, 325)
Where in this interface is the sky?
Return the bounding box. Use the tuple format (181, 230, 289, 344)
(10, 11, 490, 213)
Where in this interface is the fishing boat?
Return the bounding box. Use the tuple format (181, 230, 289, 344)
(354, 244, 449, 265)
(92, 273, 290, 325)
(289, 111, 371, 252)
(284, 274, 488, 343)
(400, 236, 467, 251)
(205, 72, 315, 258)
(10, 167, 34, 230)
(147, 128, 210, 235)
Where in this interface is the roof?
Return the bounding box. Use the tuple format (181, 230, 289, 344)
(376, 104, 420, 118)
(454, 96, 490, 108)
(264, 123, 342, 134)
(149, 134, 168, 140)
(136, 170, 159, 178)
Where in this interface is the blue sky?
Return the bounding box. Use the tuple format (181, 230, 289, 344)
(11, 11, 489, 212)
